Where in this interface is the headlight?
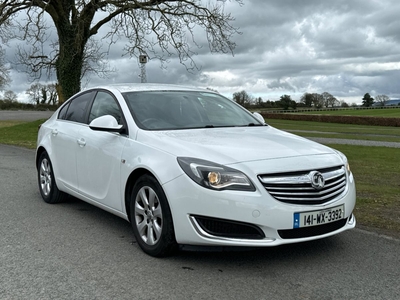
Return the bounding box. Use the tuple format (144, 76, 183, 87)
(336, 151, 351, 176)
(177, 157, 256, 191)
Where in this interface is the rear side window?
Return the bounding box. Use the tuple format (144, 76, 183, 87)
(63, 92, 93, 123)
(58, 102, 70, 120)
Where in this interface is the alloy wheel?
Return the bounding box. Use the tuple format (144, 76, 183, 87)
(39, 158, 52, 197)
(134, 186, 163, 246)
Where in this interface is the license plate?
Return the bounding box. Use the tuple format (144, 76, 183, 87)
(293, 205, 345, 228)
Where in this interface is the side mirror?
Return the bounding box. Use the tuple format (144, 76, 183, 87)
(89, 115, 124, 133)
(253, 112, 265, 124)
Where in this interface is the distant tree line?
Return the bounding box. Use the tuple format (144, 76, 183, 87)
(231, 90, 395, 110)
(232, 90, 348, 110)
(362, 93, 392, 107)
(0, 82, 58, 110)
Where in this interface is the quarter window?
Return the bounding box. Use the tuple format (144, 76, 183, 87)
(58, 102, 70, 120)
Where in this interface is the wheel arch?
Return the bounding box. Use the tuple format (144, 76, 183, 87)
(124, 168, 157, 222)
(36, 146, 48, 170)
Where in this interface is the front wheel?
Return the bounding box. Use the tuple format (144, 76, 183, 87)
(37, 152, 67, 204)
(130, 175, 177, 257)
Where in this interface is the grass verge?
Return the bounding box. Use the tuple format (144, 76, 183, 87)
(0, 119, 44, 149)
(267, 119, 400, 142)
(326, 144, 400, 238)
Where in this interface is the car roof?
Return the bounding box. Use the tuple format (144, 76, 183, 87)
(87, 83, 212, 94)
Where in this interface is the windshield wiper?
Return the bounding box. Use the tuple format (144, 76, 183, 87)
(203, 124, 263, 128)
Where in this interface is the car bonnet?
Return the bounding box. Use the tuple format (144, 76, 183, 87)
(136, 126, 338, 165)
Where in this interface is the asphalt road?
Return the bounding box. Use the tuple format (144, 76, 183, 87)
(1, 144, 400, 300)
(0, 110, 54, 121)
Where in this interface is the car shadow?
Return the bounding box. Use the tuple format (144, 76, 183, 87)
(55, 195, 351, 267)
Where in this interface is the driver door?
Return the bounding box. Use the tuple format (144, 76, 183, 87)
(76, 91, 127, 211)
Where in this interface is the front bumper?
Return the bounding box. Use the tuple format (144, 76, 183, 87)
(162, 171, 356, 247)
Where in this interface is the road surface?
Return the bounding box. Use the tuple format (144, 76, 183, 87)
(0, 144, 399, 299)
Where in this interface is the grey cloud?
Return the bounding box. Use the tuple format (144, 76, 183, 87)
(267, 79, 296, 92)
(4, 0, 400, 103)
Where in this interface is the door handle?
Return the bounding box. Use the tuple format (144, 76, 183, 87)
(77, 138, 86, 147)
(52, 129, 58, 136)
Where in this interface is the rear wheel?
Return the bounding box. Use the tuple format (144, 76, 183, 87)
(130, 175, 177, 257)
(37, 152, 67, 204)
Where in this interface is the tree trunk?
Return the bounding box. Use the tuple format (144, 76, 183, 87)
(56, 37, 84, 104)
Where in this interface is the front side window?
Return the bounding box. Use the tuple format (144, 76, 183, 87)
(123, 91, 262, 130)
(88, 91, 123, 124)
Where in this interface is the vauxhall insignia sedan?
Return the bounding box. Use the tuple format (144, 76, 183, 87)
(36, 84, 356, 257)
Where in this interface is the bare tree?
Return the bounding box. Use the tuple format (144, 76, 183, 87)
(300, 93, 325, 108)
(375, 94, 390, 107)
(300, 93, 313, 107)
(255, 96, 263, 107)
(26, 82, 58, 104)
(3, 90, 17, 102)
(233, 90, 253, 107)
(321, 92, 338, 108)
(311, 93, 324, 108)
(46, 83, 58, 105)
(0, 1, 241, 103)
(16, 36, 114, 86)
(26, 83, 43, 105)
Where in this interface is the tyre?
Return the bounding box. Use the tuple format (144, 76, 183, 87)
(130, 175, 177, 257)
(37, 152, 67, 204)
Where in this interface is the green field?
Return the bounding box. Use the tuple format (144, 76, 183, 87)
(0, 118, 399, 237)
(266, 119, 400, 142)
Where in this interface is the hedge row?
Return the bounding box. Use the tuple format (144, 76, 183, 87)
(0, 101, 57, 111)
(260, 113, 400, 127)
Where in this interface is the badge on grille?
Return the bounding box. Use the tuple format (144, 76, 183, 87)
(309, 171, 325, 190)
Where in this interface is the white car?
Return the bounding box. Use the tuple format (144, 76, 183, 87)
(36, 84, 356, 256)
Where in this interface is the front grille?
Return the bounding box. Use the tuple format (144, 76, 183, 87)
(258, 166, 347, 205)
(278, 218, 348, 239)
(193, 215, 265, 239)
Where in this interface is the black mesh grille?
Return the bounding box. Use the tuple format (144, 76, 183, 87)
(194, 216, 265, 239)
(278, 218, 348, 239)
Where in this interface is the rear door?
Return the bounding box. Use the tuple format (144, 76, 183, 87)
(51, 91, 94, 192)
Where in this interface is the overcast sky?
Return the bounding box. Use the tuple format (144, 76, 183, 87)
(3, 0, 400, 104)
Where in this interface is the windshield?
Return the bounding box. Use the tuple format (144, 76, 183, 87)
(123, 91, 263, 130)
